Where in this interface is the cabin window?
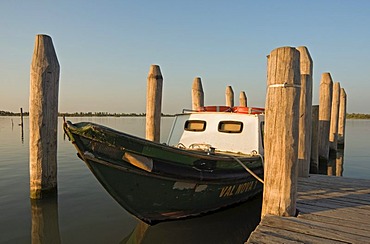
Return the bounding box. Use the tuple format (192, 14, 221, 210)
(184, 120, 206, 132)
(218, 121, 243, 133)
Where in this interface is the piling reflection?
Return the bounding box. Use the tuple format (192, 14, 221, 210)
(31, 193, 61, 244)
(327, 156, 336, 176)
(336, 149, 344, 176)
(121, 194, 262, 244)
(20, 124, 24, 144)
(327, 149, 344, 177)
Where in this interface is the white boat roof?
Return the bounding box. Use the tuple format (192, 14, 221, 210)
(167, 111, 264, 156)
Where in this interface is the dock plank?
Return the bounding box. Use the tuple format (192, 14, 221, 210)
(247, 175, 370, 244)
(298, 212, 370, 232)
(297, 201, 370, 224)
(252, 224, 345, 244)
(260, 215, 370, 243)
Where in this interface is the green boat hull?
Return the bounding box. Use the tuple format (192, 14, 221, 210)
(64, 121, 264, 224)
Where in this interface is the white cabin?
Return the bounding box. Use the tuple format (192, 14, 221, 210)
(167, 111, 264, 156)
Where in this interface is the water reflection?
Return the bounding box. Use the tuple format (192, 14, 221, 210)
(336, 149, 344, 176)
(122, 194, 262, 244)
(20, 124, 24, 144)
(327, 149, 344, 176)
(31, 194, 61, 244)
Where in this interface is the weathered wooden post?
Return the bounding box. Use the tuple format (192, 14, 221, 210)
(318, 73, 333, 168)
(29, 34, 60, 199)
(20, 107, 24, 127)
(225, 86, 234, 107)
(262, 47, 300, 218)
(146, 64, 163, 142)
(191, 77, 204, 111)
(310, 105, 319, 174)
(20, 107, 25, 143)
(338, 88, 347, 148)
(239, 91, 247, 107)
(297, 46, 313, 177)
(329, 82, 341, 153)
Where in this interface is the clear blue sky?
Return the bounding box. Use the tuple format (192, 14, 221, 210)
(1, 1, 369, 113)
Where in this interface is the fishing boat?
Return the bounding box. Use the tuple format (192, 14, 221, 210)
(63, 106, 265, 224)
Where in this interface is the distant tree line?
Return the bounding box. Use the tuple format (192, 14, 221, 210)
(0, 110, 173, 117)
(2, 110, 367, 118)
(0, 110, 29, 116)
(346, 113, 370, 119)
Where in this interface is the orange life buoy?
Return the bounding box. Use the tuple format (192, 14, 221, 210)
(198, 106, 232, 112)
(232, 106, 265, 114)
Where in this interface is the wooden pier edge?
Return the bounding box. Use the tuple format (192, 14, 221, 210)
(246, 175, 370, 243)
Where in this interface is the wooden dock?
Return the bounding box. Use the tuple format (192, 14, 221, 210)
(247, 174, 370, 243)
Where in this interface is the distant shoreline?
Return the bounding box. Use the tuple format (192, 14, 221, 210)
(0, 111, 174, 117)
(1, 110, 368, 119)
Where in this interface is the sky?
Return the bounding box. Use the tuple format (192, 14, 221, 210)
(1, 0, 369, 114)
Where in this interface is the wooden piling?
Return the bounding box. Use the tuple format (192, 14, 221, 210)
(191, 77, 204, 111)
(29, 34, 60, 199)
(146, 65, 163, 143)
(310, 105, 319, 174)
(239, 91, 247, 107)
(20, 107, 24, 143)
(329, 82, 341, 153)
(338, 88, 347, 147)
(297, 46, 313, 177)
(225, 86, 234, 107)
(262, 47, 301, 218)
(20, 107, 24, 127)
(318, 73, 333, 164)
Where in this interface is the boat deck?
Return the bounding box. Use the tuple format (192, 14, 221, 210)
(246, 174, 370, 243)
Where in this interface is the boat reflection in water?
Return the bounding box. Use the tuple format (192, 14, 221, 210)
(121, 194, 262, 244)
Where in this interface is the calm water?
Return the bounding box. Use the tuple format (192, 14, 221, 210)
(0, 117, 369, 243)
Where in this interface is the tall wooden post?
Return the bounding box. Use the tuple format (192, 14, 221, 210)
(20, 107, 24, 143)
(297, 46, 313, 177)
(318, 73, 333, 165)
(329, 82, 341, 153)
(192, 77, 204, 111)
(338, 88, 347, 147)
(225, 86, 234, 107)
(310, 105, 319, 174)
(239, 91, 247, 107)
(29, 34, 60, 199)
(262, 47, 301, 218)
(146, 65, 163, 142)
(20, 107, 24, 127)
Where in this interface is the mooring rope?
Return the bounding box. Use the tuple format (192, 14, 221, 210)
(231, 155, 264, 184)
